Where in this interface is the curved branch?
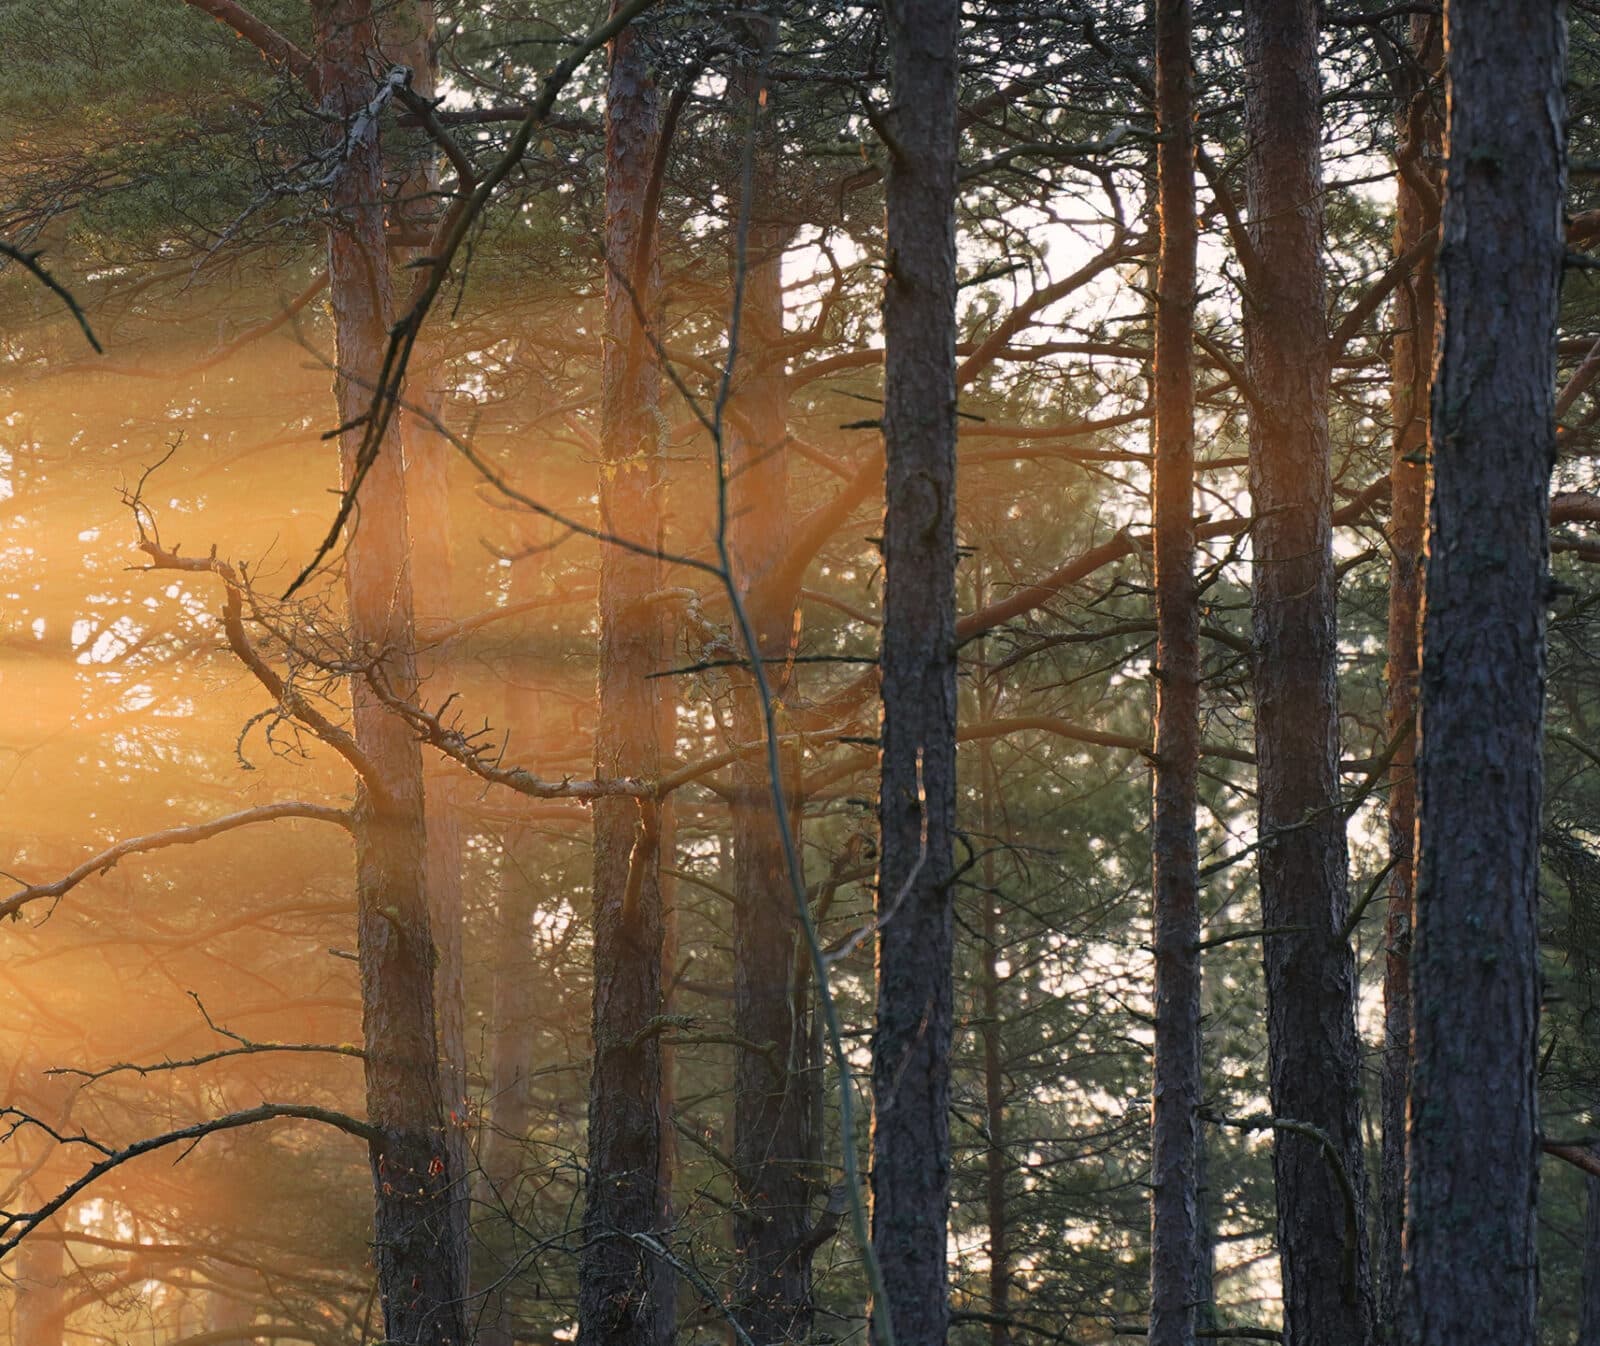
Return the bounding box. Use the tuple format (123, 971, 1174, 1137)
(136, 537, 381, 787)
(0, 1103, 378, 1256)
(0, 803, 353, 921)
(1, 241, 102, 353)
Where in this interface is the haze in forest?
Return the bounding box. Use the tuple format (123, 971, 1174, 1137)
(0, 4, 1595, 1346)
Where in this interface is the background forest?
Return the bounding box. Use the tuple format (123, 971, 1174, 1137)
(0, 2, 1593, 1346)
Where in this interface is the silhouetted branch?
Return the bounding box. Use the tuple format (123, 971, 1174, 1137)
(1, 241, 102, 353)
(0, 1104, 378, 1256)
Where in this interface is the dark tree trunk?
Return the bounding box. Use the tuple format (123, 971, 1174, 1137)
(726, 79, 816, 1339)
(578, 10, 671, 1346)
(1377, 16, 1440, 1337)
(1149, 4, 1202, 1345)
(1194, 1126, 1217, 1335)
(1403, 4, 1565, 1344)
(873, 0, 961, 1342)
(1583, 1161, 1600, 1346)
(1239, 5, 1372, 1344)
(311, 5, 465, 1343)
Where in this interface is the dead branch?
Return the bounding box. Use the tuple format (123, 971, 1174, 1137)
(0, 803, 352, 922)
(0, 1103, 379, 1256)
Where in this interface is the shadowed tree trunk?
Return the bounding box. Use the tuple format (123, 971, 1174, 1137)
(1239, 5, 1372, 1344)
(1148, 3, 1202, 1344)
(1194, 1127, 1216, 1335)
(873, 0, 961, 1342)
(1403, 3, 1565, 1344)
(1377, 15, 1440, 1336)
(311, 3, 465, 1342)
(1583, 1158, 1600, 1346)
(724, 32, 820, 1344)
(578, 8, 671, 1345)
(384, 0, 471, 1286)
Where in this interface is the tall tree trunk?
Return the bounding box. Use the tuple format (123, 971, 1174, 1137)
(385, 0, 471, 1286)
(1377, 15, 1440, 1337)
(1403, 3, 1565, 1343)
(479, 536, 549, 1346)
(1583, 1160, 1600, 1346)
(1149, 3, 1202, 1345)
(578, 9, 670, 1346)
(1194, 1126, 1217, 1335)
(311, 7, 465, 1344)
(873, 0, 961, 1342)
(728, 220, 815, 1346)
(1239, 6, 1372, 1345)
(724, 32, 818, 1341)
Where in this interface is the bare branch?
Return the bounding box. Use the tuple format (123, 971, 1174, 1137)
(364, 675, 649, 802)
(0, 1104, 378, 1256)
(0, 803, 352, 922)
(284, 0, 661, 598)
(47, 1039, 363, 1085)
(1, 241, 102, 353)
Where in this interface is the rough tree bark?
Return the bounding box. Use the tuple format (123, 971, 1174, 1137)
(1148, 2, 1202, 1344)
(1377, 14, 1440, 1335)
(873, 0, 961, 1342)
(384, 0, 471, 1286)
(1193, 1129, 1217, 1336)
(311, 4, 466, 1342)
(577, 9, 671, 1346)
(1403, 4, 1565, 1344)
(722, 33, 821, 1344)
(1239, 4, 1373, 1344)
(1584, 1160, 1600, 1346)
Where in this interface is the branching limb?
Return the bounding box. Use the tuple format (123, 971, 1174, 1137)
(1327, 224, 1440, 355)
(364, 676, 649, 802)
(133, 532, 380, 787)
(1113, 1324, 1284, 1343)
(47, 1040, 362, 1085)
(0, 802, 352, 922)
(1204, 1111, 1361, 1301)
(284, 0, 661, 598)
(0, 1103, 378, 1256)
(1542, 1140, 1600, 1178)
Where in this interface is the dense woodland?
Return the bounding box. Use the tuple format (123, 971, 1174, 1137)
(0, 1, 1593, 1344)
